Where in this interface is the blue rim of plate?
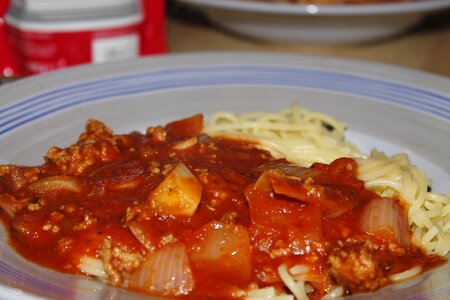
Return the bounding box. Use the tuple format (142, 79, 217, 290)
(0, 64, 449, 299)
(0, 261, 76, 298)
(0, 65, 449, 137)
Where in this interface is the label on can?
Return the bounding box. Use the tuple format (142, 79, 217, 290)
(6, 22, 141, 75)
(4, 0, 166, 76)
(92, 34, 139, 64)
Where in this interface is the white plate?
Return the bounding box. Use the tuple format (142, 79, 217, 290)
(176, 0, 450, 42)
(0, 52, 449, 299)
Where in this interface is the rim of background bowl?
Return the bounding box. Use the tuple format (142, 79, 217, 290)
(176, 0, 450, 16)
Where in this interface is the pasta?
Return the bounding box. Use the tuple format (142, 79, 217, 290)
(204, 104, 364, 167)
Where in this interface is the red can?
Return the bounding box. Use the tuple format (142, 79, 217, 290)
(5, 0, 166, 76)
(0, 0, 19, 79)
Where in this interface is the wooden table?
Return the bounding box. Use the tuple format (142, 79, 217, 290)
(167, 3, 450, 78)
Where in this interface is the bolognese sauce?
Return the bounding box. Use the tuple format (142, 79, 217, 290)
(0, 115, 445, 299)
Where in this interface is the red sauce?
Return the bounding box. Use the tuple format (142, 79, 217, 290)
(0, 116, 445, 299)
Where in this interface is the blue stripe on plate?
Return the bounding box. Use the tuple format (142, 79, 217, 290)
(0, 66, 448, 136)
(0, 261, 74, 297)
(1, 66, 448, 119)
(411, 284, 450, 300)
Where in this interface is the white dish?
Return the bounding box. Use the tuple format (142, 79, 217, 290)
(175, 0, 450, 42)
(0, 52, 449, 299)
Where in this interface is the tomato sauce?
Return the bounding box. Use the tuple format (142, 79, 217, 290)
(0, 116, 445, 299)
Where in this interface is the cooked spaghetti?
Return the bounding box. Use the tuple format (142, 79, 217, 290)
(0, 106, 447, 300)
(356, 151, 450, 256)
(204, 104, 364, 167)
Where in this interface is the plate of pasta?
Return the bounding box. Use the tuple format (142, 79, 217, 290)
(0, 52, 448, 300)
(175, 0, 450, 42)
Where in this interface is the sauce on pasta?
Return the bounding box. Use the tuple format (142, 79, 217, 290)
(0, 113, 446, 299)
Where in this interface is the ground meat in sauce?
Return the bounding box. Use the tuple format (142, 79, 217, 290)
(0, 116, 445, 300)
(328, 238, 388, 291)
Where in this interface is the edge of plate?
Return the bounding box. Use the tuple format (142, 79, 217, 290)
(1, 52, 450, 105)
(0, 51, 449, 300)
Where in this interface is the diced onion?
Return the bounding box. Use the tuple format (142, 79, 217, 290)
(28, 175, 82, 194)
(259, 161, 321, 179)
(361, 197, 410, 246)
(189, 221, 252, 283)
(79, 256, 108, 279)
(254, 171, 274, 192)
(108, 177, 143, 191)
(0, 193, 21, 218)
(128, 221, 156, 252)
(197, 134, 214, 144)
(150, 163, 203, 216)
(172, 137, 198, 150)
(129, 242, 193, 296)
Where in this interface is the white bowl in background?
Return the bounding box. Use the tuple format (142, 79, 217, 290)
(175, 0, 450, 43)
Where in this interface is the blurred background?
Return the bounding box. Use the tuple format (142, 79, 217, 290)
(1, 0, 449, 83)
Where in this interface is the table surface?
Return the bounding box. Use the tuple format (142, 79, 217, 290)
(166, 2, 450, 78)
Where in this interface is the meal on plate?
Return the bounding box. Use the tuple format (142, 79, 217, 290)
(0, 104, 448, 299)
